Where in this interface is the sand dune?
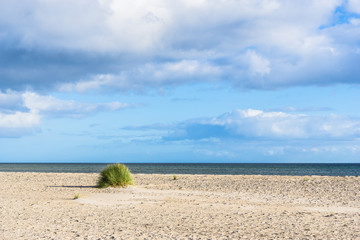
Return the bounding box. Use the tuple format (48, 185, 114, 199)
(1, 172, 359, 239)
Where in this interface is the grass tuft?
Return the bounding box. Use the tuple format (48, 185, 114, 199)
(173, 175, 177, 180)
(97, 163, 134, 188)
(73, 193, 80, 199)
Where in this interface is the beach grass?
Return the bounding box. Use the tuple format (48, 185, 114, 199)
(97, 163, 134, 188)
(73, 193, 80, 199)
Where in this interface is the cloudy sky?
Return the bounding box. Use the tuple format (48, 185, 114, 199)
(1, 0, 359, 163)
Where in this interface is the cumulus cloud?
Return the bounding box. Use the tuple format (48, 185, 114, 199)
(0, 91, 41, 137)
(22, 92, 131, 118)
(246, 50, 271, 76)
(118, 108, 360, 160)
(0, 0, 359, 92)
(0, 111, 40, 129)
(347, 0, 360, 13)
(58, 60, 220, 93)
(0, 90, 133, 137)
(127, 109, 360, 141)
(0, 90, 25, 112)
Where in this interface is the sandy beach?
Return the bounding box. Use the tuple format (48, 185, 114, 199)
(0, 172, 359, 239)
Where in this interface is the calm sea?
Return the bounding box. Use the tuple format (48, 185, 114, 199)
(0, 163, 359, 176)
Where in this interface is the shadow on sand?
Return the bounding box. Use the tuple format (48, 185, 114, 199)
(48, 185, 96, 189)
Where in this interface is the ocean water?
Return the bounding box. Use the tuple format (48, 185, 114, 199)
(0, 163, 359, 176)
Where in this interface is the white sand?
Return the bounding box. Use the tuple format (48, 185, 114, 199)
(1, 172, 359, 239)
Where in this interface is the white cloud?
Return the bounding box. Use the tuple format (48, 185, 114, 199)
(58, 75, 114, 93)
(158, 109, 360, 141)
(0, 90, 133, 137)
(246, 50, 271, 76)
(0, 111, 40, 128)
(347, 0, 360, 13)
(195, 149, 235, 158)
(219, 109, 360, 139)
(0, 92, 41, 137)
(22, 92, 131, 118)
(263, 143, 360, 157)
(1, 0, 359, 92)
(0, 90, 24, 111)
(59, 60, 220, 92)
(0, 0, 170, 53)
(117, 108, 360, 160)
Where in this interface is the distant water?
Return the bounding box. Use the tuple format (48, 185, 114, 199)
(0, 163, 359, 176)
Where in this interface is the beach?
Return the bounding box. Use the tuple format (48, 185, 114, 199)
(1, 172, 359, 239)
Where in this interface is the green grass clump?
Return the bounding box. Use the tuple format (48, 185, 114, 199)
(97, 163, 134, 188)
(73, 193, 80, 199)
(173, 175, 177, 180)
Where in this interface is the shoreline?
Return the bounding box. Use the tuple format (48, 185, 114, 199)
(1, 172, 359, 239)
(2, 170, 360, 175)
(1, 162, 359, 177)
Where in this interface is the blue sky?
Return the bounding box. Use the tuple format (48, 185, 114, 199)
(0, 0, 360, 163)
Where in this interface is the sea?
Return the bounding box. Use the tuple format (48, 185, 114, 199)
(0, 163, 359, 176)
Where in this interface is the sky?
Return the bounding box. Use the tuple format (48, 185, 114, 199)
(0, 0, 360, 163)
